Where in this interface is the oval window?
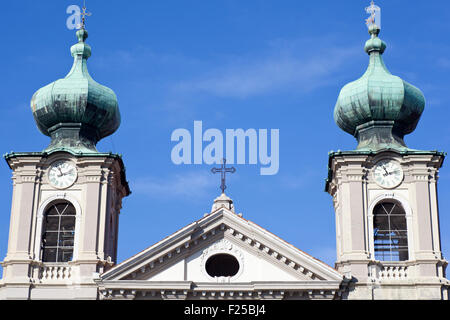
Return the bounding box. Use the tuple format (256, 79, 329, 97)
(205, 253, 239, 277)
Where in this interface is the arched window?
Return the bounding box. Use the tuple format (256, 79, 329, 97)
(373, 201, 408, 261)
(41, 201, 76, 262)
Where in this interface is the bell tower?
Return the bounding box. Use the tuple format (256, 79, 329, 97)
(0, 23, 130, 299)
(326, 3, 449, 300)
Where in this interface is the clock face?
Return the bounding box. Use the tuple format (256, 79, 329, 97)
(48, 160, 77, 189)
(373, 159, 404, 189)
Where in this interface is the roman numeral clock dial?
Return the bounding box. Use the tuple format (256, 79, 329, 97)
(48, 160, 78, 189)
(372, 159, 404, 189)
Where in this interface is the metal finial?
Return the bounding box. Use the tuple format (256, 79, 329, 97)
(365, 1, 381, 29)
(211, 158, 236, 194)
(78, 0, 92, 29)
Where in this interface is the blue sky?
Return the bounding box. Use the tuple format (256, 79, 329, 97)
(1, 0, 450, 272)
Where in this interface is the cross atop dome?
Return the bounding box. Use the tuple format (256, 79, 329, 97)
(80, 1, 92, 29)
(365, 1, 381, 29)
(77, 0, 92, 30)
(333, 2, 425, 152)
(30, 8, 121, 154)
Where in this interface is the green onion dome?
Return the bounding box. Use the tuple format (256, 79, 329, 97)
(334, 25, 425, 151)
(30, 28, 120, 153)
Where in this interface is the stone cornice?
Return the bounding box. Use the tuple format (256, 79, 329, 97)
(4, 151, 130, 196)
(326, 150, 446, 193)
(96, 280, 342, 300)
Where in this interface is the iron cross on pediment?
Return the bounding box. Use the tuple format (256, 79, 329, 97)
(211, 158, 236, 194)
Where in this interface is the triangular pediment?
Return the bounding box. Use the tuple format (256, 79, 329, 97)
(100, 208, 342, 282)
(97, 209, 343, 299)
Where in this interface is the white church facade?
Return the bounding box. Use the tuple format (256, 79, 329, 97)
(0, 3, 449, 300)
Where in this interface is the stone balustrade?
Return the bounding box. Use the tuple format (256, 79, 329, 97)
(379, 264, 408, 279)
(39, 264, 72, 282)
(370, 262, 409, 281)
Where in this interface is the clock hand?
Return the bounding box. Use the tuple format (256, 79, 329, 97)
(62, 169, 73, 176)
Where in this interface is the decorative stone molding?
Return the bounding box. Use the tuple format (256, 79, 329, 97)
(200, 239, 244, 282)
(411, 174, 431, 181)
(99, 287, 338, 300)
(226, 226, 320, 280)
(345, 173, 366, 182)
(121, 224, 226, 280)
(85, 175, 102, 182)
(16, 175, 39, 184)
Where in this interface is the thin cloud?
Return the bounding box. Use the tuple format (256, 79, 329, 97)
(173, 46, 360, 99)
(437, 58, 450, 69)
(91, 37, 361, 104)
(131, 170, 216, 200)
